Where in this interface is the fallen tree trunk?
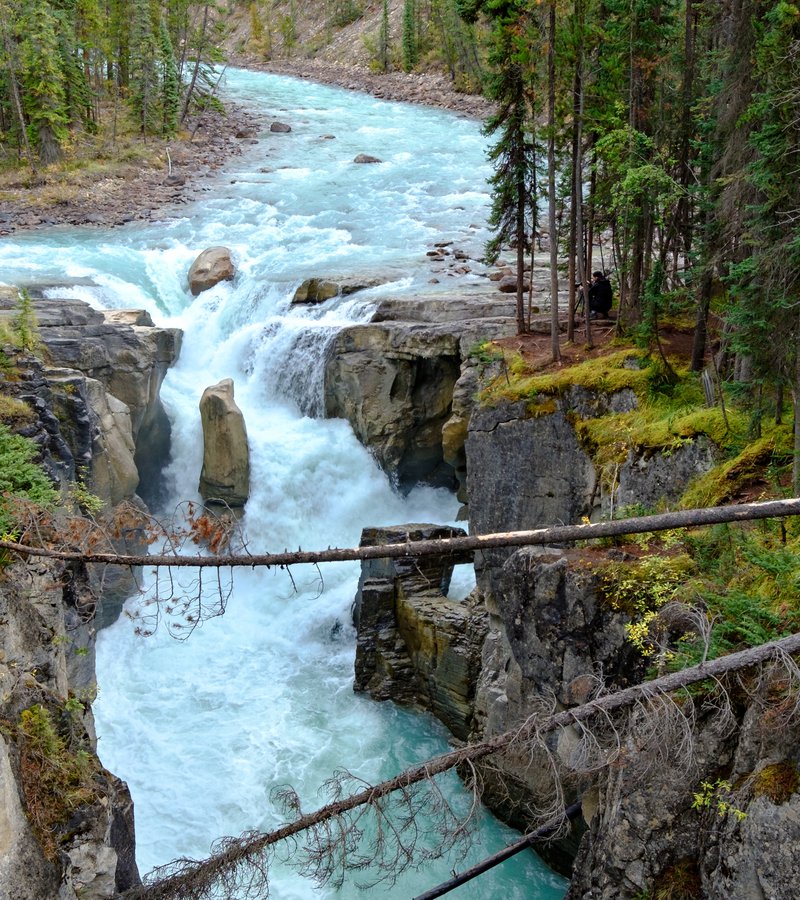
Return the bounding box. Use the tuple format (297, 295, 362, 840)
(3, 497, 800, 570)
(125, 630, 800, 899)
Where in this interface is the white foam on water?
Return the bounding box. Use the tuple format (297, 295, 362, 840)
(3, 66, 566, 898)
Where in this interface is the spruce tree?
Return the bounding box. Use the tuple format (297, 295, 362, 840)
(402, 0, 418, 71)
(473, 0, 538, 335)
(159, 16, 180, 136)
(129, 0, 160, 134)
(16, 0, 68, 163)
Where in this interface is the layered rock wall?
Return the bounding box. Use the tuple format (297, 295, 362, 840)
(0, 290, 182, 897)
(353, 525, 485, 741)
(17, 294, 182, 505)
(0, 557, 140, 898)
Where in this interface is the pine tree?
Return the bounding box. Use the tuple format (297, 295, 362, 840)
(16, 0, 69, 163)
(402, 0, 418, 71)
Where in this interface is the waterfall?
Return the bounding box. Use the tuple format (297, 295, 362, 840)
(1, 68, 567, 898)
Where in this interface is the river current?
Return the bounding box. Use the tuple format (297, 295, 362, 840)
(0, 68, 566, 898)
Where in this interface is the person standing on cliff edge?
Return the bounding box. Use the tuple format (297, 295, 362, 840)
(588, 271, 613, 319)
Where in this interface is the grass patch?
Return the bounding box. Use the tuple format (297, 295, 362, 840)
(679, 431, 792, 508)
(0, 395, 34, 427)
(17, 703, 101, 859)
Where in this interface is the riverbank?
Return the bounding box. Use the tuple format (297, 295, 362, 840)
(0, 104, 260, 234)
(236, 57, 495, 119)
(0, 65, 492, 235)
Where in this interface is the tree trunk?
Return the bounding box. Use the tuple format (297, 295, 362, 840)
(5, 499, 800, 571)
(548, 0, 560, 361)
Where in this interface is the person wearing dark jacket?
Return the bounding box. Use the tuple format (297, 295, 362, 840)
(587, 271, 613, 318)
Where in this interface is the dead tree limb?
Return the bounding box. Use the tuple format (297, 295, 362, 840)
(3, 497, 800, 571)
(413, 800, 583, 900)
(124, 631, 800, 900)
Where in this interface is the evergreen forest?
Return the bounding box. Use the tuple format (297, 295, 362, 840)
(1, 0, 799, 477)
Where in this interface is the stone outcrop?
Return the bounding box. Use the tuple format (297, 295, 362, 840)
(291, 274, 387, 304)
(7, 293, 182, 506)
(465, 399, 596, 596)
(187, 246, 235, 296)
(0, 557, 140, 898)
(198, 378, 250, 507)
(353, 524, 485, 741)
(325, 324, 463, 490)
(566, 692, 800, 899)
(47, 369, 139, 506)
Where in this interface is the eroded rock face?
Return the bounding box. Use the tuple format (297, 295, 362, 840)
(198, 378, 250, 507)
(46, 370, 139, 506)
(187, 246, 235, 296)
(466, 400, 596, 597)
(615, 436, 717, 512)
(324, 324, 462, 490)
(353, 524, 484, 741)
(8, 294, 182, 506)
(0, 558, 140, 897)
(566, 699, 800, 899)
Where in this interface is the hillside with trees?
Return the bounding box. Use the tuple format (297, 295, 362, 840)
(3, 0, 796, 448)
(1, 1, 800, 897)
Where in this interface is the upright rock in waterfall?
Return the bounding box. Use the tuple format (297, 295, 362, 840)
(198, 378, 250, 507)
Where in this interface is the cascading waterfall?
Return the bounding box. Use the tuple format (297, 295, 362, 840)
(0, 69, 567, 898)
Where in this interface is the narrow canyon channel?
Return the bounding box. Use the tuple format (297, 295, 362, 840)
(0, 67, 567, 898)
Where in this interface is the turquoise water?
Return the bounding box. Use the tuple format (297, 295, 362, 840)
(1, 68, 567, 898)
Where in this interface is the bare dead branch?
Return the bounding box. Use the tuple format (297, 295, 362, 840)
(124, 631, 800, 900)
(3, 498, 800, 571)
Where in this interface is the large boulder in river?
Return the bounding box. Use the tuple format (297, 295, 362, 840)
(198, 378, 249, 507)
(187, 247, 235, 296)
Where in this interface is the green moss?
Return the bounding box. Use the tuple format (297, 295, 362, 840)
(751, 762, 799, 804)
(17, 704, 101, 859)
(680, 432, 791, 509)
(480, 348, 652, 406)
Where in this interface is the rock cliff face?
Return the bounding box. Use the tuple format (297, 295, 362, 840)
(0, 557, 140, 898)
(351, 345, 798, 895)
(325, 324, 463, 490)
(0, 290, 183, 897)
(14, 293, 182, 506)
